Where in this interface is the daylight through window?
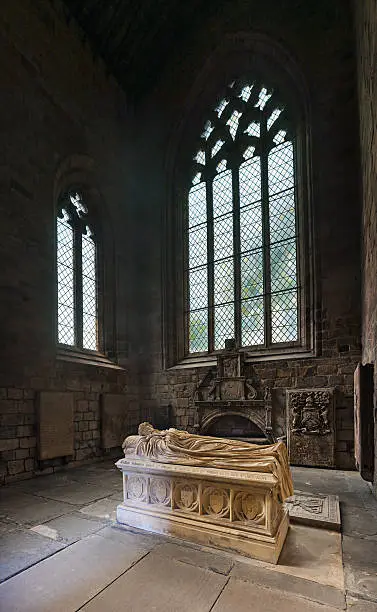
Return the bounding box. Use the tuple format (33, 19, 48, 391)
(57, 191, 98, 351)
(186, 79, 299, 354)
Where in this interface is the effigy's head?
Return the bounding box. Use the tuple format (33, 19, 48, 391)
(138, 422, 155, 436)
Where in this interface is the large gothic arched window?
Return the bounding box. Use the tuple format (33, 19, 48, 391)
(186, 78, 301, 354)
(56, 190, 98, 351)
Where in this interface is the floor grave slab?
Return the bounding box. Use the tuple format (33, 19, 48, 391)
(0, 533, 151, 612)
(0, 492, 74, 527)
(80, 553, 228, 612)
(152, 542, 234, 575)
(343, 535, 377, 602)
(30, 513, 105, 544)
(0, 529, 66, 582)
(230, 524, 343, 590)
(79, 497, 118, 520)
(212, 577, 341, 612)
(285, 491, 341, 531)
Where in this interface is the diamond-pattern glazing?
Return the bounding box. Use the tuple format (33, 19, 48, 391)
(189, 225, 207, 268)
(189, 182, 207, 228)
(269, 189, 296, 244)
(267, 108, 282, 130)
(271, 290, 298, 343)
(186, 77, 299, 355)
(58, 305, 75, 345)
(268, 141, 294, 196)
(57, 217, 74, 345)
(241, 251, 264, 299)
(211, 140, 224, 158)
(189, 266, 208, 310)
(213, 214, 233, 260)
(239, 158, 261, 206)
(239, 85, 253, 102)
(227, 110, 242, 139)
(214, 258, 234, 305)
(255, 87, 272, 110)
(240, 205, 262, 252)
(83, 313, 97, 350)
(189, 309, 208, 353)
(82, 232, 97, 350)
(241, 297, 264, 346)
(244, 122, 260, 137)
(214, 303, 234, 350)
(212, 169, 232, 217)
(270, 239, 297, 292)
(82, 234, 96, 279)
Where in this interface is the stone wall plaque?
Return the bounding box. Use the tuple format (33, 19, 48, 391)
(287, 388, 335, 467)
(285, 491, 340, 531)
(37, 391, 74, 460)
(101, 393, 127, 449)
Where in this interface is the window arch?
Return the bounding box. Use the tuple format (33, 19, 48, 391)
(186, 77, 302, 355)
(56, 189, 98, 351)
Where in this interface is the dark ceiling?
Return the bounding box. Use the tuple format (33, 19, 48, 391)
(60, 0, 352, 103)
(61, 0, 221, 101)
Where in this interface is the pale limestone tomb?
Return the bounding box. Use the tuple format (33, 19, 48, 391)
(116, 423, 293, 563)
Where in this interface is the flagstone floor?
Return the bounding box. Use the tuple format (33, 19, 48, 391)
(0, 461, 376, 611)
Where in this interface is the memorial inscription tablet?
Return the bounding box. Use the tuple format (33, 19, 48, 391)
(287, 388, 335, 467)
(38, 391, 74, 460)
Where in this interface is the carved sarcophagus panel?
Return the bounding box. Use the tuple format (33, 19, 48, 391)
(287, 388, 335, 467)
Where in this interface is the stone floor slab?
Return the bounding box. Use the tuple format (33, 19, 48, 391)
(0, 533, 150, 612)
(81, 552, 228, 612)
(346, 596, 377, 611)
(341, 505, 377, 539)
(0, 529, 66, 582)
(0, 492, 74, 527)
(79, 497, 118, 520)
(35, 482, 119, 506)
(212, 577, 341, 612)
(231, 561, 345, 609)
(96, 525, 161, 551)
(152, 542, 234, 575)
(226, 524, 343, 589)
(30, 513, 105, 544)
(343, 535, 377, 602)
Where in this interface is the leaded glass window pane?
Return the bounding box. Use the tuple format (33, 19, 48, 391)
(82, 230, 97, 350)
(57, 212, 74, 345)
(56, 191, 98, 351)
(185, 77, 300, 354)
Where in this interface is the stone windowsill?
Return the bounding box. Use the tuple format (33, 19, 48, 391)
(57, 346, 125, 370)
(168, 347, 316, 370)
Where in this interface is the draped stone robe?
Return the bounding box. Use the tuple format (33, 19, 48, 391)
(122, 423, 293, 501)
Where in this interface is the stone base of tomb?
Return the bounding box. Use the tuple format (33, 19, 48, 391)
(115, 458, 289, 564)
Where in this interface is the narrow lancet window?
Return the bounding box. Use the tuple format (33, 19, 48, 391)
(57, 191, 98, 350)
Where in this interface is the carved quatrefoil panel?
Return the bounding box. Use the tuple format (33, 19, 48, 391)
(202, 486, 230, 518)
(126, 475, 147, 502)
(232, 491, 265, 524)
(174, 481, 199, 513)
(149, 478, 171, 506)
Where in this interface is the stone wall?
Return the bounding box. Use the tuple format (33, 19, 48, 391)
(131, 0, 362, 469)
(355, 0, 377, 493)
(0, 0, 140, 484)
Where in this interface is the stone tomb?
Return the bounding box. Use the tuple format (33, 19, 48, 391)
(116, 458, 289, 564)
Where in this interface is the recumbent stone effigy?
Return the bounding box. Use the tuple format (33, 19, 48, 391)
(116, 423, 294, 563)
